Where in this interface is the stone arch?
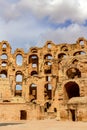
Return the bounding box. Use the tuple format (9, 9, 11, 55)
(29, 54, 38, 68)
(73, 51, 86, 56)
(1, 53, 8, 60)
(58, 53, 66, 59)
(15, 71, 23, 82)
(47, 43, 52, 49)
(15, 84, 22, 96)
(0, 70, 7, 78)
(16, 54, 23, 66)
(31, 71, 38, 76)
(64, 81, 80, 100)
(61, 45, 68, 51)
(44, 61, 52, 74)
(76, 37, 86, 46)
(1, 61, 7, 67)
(66, 67, 81, 79)
(31, 48, 37, 53)
(44, 53, 52, 60)
(2, 43, 7, 48)
(1, 41, 11, 52)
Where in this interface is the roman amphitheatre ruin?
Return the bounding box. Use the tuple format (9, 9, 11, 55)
(0, 37, 87, 121)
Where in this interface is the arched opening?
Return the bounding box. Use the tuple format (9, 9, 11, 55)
(66, 68, 81, 79)
(31, 71, 38, 76)
(79, 40, 84, 45)
(64, 81, 80, 100)
(0, 70, 7, 78)
(1, 54, 8, 60)
(61, 45, 68, 51)
(16, 54, 23, 66)
(1, 61, 7, 67)
(15, 84, 22, 96)
(29, 83, 37, 102)
(58, 53, 66, 60)
(44, 54, 52, 60)
(47, 43, 51, 49)
(2, 43, 7, 48)
(31, 48, 37, 53)
(44, 84, 52, 100)
(44, 61, 52, 74)
(29, 55, 38, 69)
(16, 74, 22, 82)
(73, 51, 86, 56)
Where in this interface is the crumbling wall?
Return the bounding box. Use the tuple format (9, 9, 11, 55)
(0, 37, 87, 121)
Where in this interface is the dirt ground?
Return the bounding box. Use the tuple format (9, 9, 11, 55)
(0, 119, 87, 130)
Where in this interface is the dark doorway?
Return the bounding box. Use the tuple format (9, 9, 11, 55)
(70, 109, 75, 121)
(64, 81, 80, 100)
(20, 110, 27, 120)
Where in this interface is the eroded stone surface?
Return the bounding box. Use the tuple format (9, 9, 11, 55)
(0, 37, 87, 121)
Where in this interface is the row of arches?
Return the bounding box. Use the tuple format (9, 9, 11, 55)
(15, 83, 52, 101)
(0, 66, 81, 80)
(0, 70, 39, 79)
(0, 50, 86, 67)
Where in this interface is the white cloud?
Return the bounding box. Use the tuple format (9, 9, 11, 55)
(16, 0, 87, 23)
(36, 23, 87, 47)
(0, 0, 87, 52)
(0, 0, 87, 23)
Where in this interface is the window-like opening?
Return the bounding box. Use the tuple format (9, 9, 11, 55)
(66, 68, 81, 79)
(44, 54, 52, 60)
(16, 74, 22, 82)
(61, 45, 68, 51)
(58, 53, 66, 59)
(29, 55, 38, 69)
(44, 84, 52, 100)
(73, 51, 86, 56)
(0, 70, 7, 78)
(1, 54, 8, 59)
(2, 43, 7, 48)
(20, 110, 27, 120)
(16, 54, 23, 66)
(46, 76, 51, 81)
(70, 109, 76, 121)
(80, 40, 84, 45)
(54, 108, 57, 112)
(48, 43, 51, 48)
(1, 62, 7, 67)
(29, 55, 38, 63)
(64, 81, 80, 100)
(15, 84, 22, 96)
(29, 83, 37, 102)
(32, 63, 37, 67)
(31, 48, 37, 53)
(31, 71, 38, 76)
(44, 62, 52, 74)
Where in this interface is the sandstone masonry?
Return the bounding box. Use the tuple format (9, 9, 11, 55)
(0, 37, 87, 121)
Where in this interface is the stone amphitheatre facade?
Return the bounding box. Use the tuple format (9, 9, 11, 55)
(0, 37, 87, 121)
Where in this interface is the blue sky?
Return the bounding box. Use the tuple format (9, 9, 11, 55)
(0, 0, 87, 52)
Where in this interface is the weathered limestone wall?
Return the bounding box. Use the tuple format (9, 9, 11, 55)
(0, 37, 87, 121)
